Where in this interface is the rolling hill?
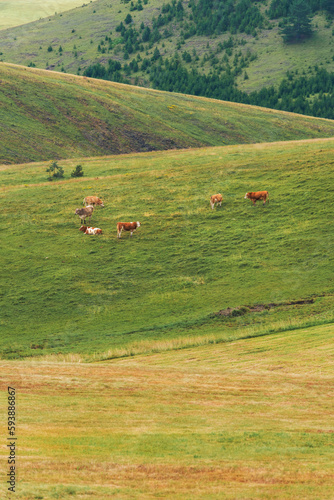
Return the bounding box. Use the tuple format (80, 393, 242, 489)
(1, 5, 333, 497)
(2, 62, 334, 165)
(1, 137, 333, 360)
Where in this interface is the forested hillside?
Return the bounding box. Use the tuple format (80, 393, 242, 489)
(0, 0, 334, 118)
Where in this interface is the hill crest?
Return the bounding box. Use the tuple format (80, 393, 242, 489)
(1, 62, 334, 165)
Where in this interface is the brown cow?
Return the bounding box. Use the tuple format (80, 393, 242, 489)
(244, 191, 269, 206)
(79, 226, 102, 235)
(117, 221, 141, 239)
(210, 193, 223, 209)
(83, 196, 104, 208)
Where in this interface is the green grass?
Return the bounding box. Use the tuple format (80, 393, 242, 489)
(1, 138, 333, 360)
(0, 322, 333, 498)
(0, 0, 164, 73)
(1, 63, 334, 165)
(237, 14, 334, 92)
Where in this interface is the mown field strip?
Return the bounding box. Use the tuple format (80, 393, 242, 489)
(0, 323, 333, 499)
(0, 0, 93, 30)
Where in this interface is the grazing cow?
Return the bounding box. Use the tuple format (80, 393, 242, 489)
(210, 193, 223, 209)
(244, 191, 269, 206)
(83, 196, 104, 208)
(75, 205, 94, 224)
(79, 226, 103, 235)
(117, 221, 141, 239)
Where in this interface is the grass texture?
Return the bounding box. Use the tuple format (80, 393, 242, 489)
(0, 0, 91, 30)
(0, 322, 333, 498)
(1, 138, 333, 360)
(1, 63, 334, 165)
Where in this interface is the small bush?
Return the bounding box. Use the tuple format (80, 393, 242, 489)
(46, 161, 64, 181)
(71, 165, 84, 178)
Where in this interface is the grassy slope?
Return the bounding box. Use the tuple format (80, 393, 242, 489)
(0, 0, 333, 93)
(237, 14, 334, 92)
(2, 63, 334, 165)
(0, 323, 333, 499)
(0, 0, 94, 30)
(1, 138, 333, 360)
(0, 0, 165, 71)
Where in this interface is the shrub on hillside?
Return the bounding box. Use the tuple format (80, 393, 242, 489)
(71, 165, 84, 178)
(46, 161, 64, 181)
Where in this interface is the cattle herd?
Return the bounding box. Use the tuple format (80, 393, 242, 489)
(75, 191, 269, 238)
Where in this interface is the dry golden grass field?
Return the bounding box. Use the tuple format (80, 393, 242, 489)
(0, 0, 93, 30)
(1, 323, 333, 499)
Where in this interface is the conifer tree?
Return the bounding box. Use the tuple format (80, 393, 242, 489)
(321, 0, 334, 15)
(281, 0, 313, 43)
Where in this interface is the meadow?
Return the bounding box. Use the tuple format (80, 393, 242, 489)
(0, 0, 92, 30)
(236, 13, 334, 92)
(1, 5, 333, 497)
(0, 322, 333, 499)
(1, 138, 333, 361)
(0, 67, 333, 499)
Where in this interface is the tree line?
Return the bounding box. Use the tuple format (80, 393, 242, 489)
(268, 0, 334, 19)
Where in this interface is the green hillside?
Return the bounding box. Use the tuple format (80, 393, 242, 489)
(0, 0, 333, 115)
(1, 4, 333, 497)
(1, 63, 334, 165)
(1, 138, 333, 360)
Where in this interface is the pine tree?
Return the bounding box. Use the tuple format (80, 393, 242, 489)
(46, 161, 64, 181)
(321, 0, 334, 16)
(71, 165, 84, 178)
(281, 0, 313, 43)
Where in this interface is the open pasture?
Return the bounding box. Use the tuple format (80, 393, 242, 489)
(0, 1, 93, 30)
(1, 138, 333, 360)
(0, 322, 333, 498)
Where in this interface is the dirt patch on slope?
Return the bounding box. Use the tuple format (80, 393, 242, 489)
(216, 299, 315, 317)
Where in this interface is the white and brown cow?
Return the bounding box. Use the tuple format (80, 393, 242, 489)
(210, 193, 223, 209)
(244, 191, 269, 206)
(83, 196, 104, 208)
(79, 226, 102, 235)
(117, 221, 141, 239)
